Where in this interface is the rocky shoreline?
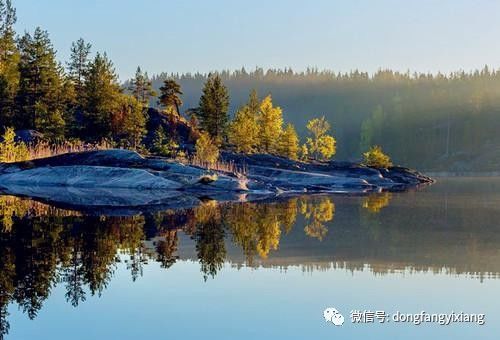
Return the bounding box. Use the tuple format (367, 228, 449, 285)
(0, 149, 433, 209)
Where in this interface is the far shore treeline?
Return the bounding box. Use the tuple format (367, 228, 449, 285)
(2, 0, 500, 171)
(148, 67, 500, 171)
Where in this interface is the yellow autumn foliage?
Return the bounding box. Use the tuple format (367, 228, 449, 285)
(258, 95, 283, 153)
(0, 127, 29, 163)
(363, 145, 393, 168)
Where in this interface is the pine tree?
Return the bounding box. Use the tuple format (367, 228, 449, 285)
(0, 0, 16, 59)
(158, 78, 182, 116)
(197, 74, 229, 141)
(65, 38, 91, 135)
(130, 66, 156, 106)
(67, 38, 91, 100)
(83, 52, 121, 140)
(34, 102, 65, 141)
(16, 27, 66, 133)
(258, 95, 283, 153)
(278, 123, 299, 160)
(0, 0, 19, 129)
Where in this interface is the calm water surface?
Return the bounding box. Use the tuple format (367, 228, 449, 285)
(1, 177, 500, 339)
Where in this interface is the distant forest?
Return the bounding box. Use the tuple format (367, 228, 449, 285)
(2, 0, 500, 171)
(146, 68, 500, 171)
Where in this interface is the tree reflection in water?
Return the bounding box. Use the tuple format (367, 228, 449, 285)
(0, 194, 343, 338)
(300, 197, 335, 241)
(362, 192, 392, 213)
(10, 189, 491, 340)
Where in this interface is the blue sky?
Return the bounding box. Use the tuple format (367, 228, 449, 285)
(13, 0, 500, 81)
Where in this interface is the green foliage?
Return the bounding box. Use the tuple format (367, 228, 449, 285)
(306, 116, 336, 160)
(196, 74, 229, 141)
(194, 132, 219, 167)
(158, 78, 182, 115)
(16, 27, 66, 130)
(0, 127, 29, 162)
(34, 102, 65, 141)
(0, 1, 153, 149)
(363, 145, 393, 168)
(193, 203, 226, 281)
(130, 66, 156, 106)
(67, 38, 91, 100)
(278, 123, 299, 160)
(83, 52, 121, 140)
(0, 0, 19, 128)
(151, 125, 178, 157)
(4, 0, 499, 172)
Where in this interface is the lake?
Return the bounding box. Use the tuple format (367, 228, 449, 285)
(1, 177, 499, 339)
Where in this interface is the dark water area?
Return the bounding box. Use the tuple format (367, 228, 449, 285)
(1, 178, 499, 339)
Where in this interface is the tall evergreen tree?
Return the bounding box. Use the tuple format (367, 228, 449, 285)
(158, 78, 182, 116)
(83, 52, 121, 140)
(67, 38, 91, 100)
(0, 0, 19, 129)
(16, 27, 66, 133)
(33, 102, 65, 140)
(65, 38, 91, 135)
(196, 74, 229, 141)
(129, 66, 156, 106)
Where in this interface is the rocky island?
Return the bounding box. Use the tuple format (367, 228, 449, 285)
(0, 149, 433, 211)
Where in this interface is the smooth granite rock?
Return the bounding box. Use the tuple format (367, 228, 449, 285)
(0, 149, 434, 208)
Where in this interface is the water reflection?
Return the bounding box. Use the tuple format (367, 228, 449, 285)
(1, 179, 500, 339)
(362, 192, 392, 213)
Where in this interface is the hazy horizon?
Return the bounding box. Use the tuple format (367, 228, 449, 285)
(13, 0, 500, 80)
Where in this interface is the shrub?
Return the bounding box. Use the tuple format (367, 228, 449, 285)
(299, 144, 309, 161)
(0, 128, 30, 163)
(194, 132, 219, 168)
(151, 125, 178, 157)
(363, 145, 393, 168)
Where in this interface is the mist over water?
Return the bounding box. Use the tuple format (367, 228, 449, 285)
(144, 69, 500, 171)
